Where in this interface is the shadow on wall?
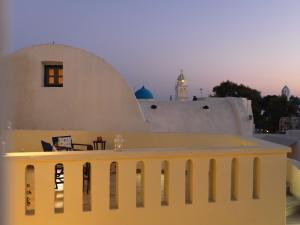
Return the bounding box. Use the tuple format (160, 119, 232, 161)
(0, 1, 9, 225)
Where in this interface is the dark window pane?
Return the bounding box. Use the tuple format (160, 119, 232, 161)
(44, 64, 63, 87)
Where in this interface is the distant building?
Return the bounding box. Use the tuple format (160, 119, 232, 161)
(279, 117, 300, 133)
(132, 71, 253, 136)
(175, 70, 188, 101)
(282, 85, 291, 100)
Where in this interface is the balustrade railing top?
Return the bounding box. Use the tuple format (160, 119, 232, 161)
(4, 144, 289, 161)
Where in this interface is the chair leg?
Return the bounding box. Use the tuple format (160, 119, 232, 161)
(55, 165, 64, 189)
(82, 163, 91, 194)
(87, 178, 90, 194)
(55, 171, 58, 189)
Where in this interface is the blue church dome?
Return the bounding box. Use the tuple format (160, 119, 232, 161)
(135, 86, 154, 100)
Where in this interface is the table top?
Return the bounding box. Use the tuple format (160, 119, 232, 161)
(93, 140, 106, 143)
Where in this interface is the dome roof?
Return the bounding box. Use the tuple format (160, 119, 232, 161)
(135, 86, 154, 100)
(282, 85, 290, 99)
(282, 85, 289, 91)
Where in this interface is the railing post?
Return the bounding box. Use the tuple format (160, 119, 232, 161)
(6, 161, 25, 225)
(35, 162, 53, 219)
(192, 159, 201, 206)
(239, 157, 253, 200)
(144, 160, 161, 208)
(119, 160, 135, 210)
(64, 161, 82, 215)
(169, 159, 185, 206)
(197, 158, 209, 204)
(92, 161, 110, 213)
(216, 158, 231, 202)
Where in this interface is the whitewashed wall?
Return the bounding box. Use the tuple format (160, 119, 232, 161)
(7, 44, 148, 132)
(139, 97, 253, 136)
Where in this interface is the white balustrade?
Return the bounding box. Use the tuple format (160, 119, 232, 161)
(4, 148, 287, 225)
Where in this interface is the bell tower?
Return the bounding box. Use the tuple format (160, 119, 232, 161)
(175, 70, 188, 101)
(281, 85, 290, 100)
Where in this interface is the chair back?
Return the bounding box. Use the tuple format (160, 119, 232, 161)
(41, 140, 53, 152)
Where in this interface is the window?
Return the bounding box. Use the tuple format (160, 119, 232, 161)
(44, 64, 63, 87)
(253, 157, 260, 199)
(136, 161, 144, 207)
(231, 158, 239, 201)
(185, 160, 192, 204)
(208, 159, 216, 202)
(54, 163, 64, 213)
(83, 162, 91, 211)
(25, 165, 35, 215)
(110, 162, 118, 209)
(161, 160, 169, 206)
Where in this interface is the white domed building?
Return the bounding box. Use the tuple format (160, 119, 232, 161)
(6, 44, 148, 132)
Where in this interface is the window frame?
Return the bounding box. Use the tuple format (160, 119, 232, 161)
(44, 64, 63, 87)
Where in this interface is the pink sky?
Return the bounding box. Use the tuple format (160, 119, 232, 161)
(8, 0, 300, 99)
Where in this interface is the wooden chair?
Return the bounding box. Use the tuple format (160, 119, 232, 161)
(41, 140, 53, 152)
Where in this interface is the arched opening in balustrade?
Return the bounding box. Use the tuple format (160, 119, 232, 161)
(231, 158, 239, 201)
(25, 165, 35, 215)
(83, 162, 91, 211)
(253, 157, 260, 199)
(110, 161, 118, 209)
(161, 160, 169, 206)
(208, 159, 216, 202)
(136, 161, 144, 207)
(185, 159, 193, 204)
(54, 163, 64, 213)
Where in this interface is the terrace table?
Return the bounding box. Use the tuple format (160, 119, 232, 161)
(93, 140, 106, 150)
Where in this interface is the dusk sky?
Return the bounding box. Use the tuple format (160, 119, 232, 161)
(7, 0, 300, 99)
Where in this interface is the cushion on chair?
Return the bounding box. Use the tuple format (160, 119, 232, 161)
(52, 136, 72, 149)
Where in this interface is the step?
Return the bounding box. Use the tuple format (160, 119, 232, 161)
(287, 195, 300, 217)
(287, 213, 300, 225)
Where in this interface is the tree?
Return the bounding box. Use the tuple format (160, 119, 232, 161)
(289, 95, 300, 116)
(212, 81, 298, 132)
(261, 95, 293, 132)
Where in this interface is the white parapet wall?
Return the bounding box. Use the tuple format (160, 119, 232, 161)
(287, 158, 300, 199)
(4, 144, 287, 225)
(139, 97, 254, 136)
